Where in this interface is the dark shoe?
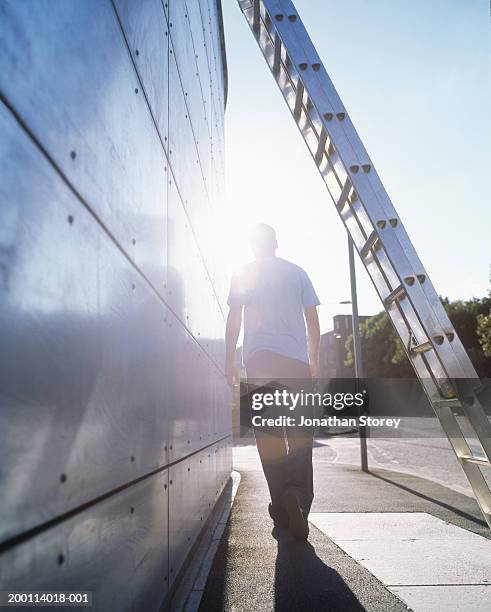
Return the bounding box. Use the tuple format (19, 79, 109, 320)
(268, 502, 289, 529)
(282, 487, 309, 541)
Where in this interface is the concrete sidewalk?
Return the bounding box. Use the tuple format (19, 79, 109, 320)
(198, 443, 489, 612)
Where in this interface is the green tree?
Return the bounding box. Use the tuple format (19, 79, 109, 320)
(442, 296, 491, 377)
(477, 310, 491, 357)
(345, 311, 413, 378)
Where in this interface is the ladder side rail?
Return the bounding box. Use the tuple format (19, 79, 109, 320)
(437, 406, 491, 526)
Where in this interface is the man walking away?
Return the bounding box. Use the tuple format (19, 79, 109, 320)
(225, 224, 320, 540)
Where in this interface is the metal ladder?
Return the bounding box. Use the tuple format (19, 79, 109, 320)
(238, 0, 491, 528)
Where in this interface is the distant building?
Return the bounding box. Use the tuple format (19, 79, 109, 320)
(320, 314, 370, 379)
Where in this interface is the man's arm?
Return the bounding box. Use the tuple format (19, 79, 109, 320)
(225, 304, 243, 387)
(304, 306, 320, 380)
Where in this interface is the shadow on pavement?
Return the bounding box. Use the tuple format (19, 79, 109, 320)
(273, 528, 366, 612)
(368, 470, 487, 527)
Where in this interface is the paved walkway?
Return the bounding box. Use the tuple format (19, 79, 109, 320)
(198, 443, 489, 612)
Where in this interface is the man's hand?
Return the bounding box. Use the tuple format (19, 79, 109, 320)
(305, 305, 320, 382)
(225, 361, 239, 388)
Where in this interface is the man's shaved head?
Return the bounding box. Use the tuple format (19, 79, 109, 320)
(250, 223, 278, 258)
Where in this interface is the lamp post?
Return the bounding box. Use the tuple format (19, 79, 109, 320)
(347, 235, 369, 472)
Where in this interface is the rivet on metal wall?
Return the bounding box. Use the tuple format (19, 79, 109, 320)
(132, 239, 136, 246)
(130, 455, 135, 462)
(130, 507, 134, 514)
(60, 473, 67, 483)
(135, 49, 139, 56)
(57, 554, 65, 566)
(131, 283, 136, 291)
(134, 88, 138, 94)
(70, 151, 76, 160)
(170, 480, 173, 485)
(67, 215, 74, 225)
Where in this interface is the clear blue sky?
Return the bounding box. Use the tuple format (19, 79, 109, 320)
(220, 0, 491, 332)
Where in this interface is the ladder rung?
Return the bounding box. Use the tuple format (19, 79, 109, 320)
(273, 33, 281, 73)
(433, 397, 462, 409)
(384, 285, 405, 306)
(253, 0, 261, 31)
(460, 454, 490, 466)
(294, 81, 304, 118)
(411, 340, 432, 355)
(336, 179, 351, 210)
(315, 129, 328, 163)
(360, 230, 379, 259)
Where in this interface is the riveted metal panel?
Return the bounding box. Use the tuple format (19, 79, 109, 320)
(168, 454, 204, 588)
(113, 0, 170, 149)
(0, 0, 168, 291)
(0, 471, 169, 611)
(186, 0, 212, 124)
(169, 55, 205, 217)
(168, 440, 231, 589)
(0, 0, 230, 604)
(169, 2, 208, 141)
(167, 181, 219, 344)
(0, 105, 170, 541)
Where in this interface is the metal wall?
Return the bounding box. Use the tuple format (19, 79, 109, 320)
(0, 0, 231, 608)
